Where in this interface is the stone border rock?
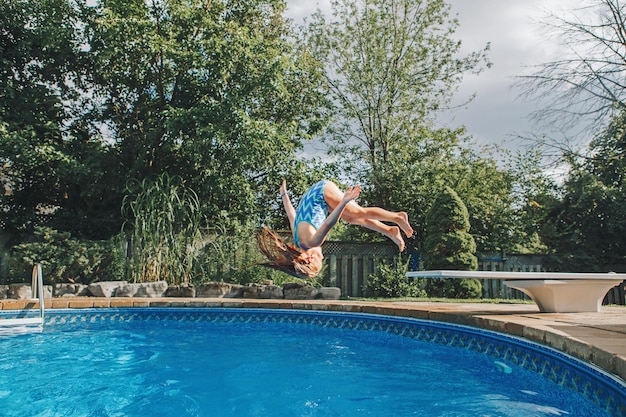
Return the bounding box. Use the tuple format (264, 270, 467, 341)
(0, 281, 341, 301)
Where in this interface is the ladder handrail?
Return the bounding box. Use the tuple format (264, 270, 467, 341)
(30, 263, 45, 324)
(0, 265, 45, 331)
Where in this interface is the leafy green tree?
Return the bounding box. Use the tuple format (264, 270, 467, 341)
(304, 0, 490, 208)
(541, 110, 626, 271)
(423, 186, 480, 298)
(2, 0, 331, 244)
(301, 0, 517, 256)
(423, 186, 477, 269)
(84, 0, 329, 226)
(504, 149, 559, 255)
(434, 147, 516, 254)
(0, 0, 89, 238)
(8, 227, 126, 285)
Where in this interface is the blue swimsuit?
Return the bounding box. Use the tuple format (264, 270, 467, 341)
(294, 180, 329, 249)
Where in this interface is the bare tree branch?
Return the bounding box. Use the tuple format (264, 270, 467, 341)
(517, 0, 626, 147)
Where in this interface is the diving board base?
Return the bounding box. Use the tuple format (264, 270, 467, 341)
(504, 279, 621, 313)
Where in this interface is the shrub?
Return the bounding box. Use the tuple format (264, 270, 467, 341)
(424, 275, 482, 299)
(364, 255, 425, 298)
(7, 227, 126, 285)
(423, 186, 481, 298)
(122, 174, 202, 284)
(192, 219, 320, 287)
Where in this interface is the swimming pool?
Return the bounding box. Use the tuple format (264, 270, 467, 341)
(0, 308, 624, 416)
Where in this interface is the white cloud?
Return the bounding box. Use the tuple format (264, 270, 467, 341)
(285, 0, 579, 150)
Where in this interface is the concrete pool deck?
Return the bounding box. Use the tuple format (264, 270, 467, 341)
(2, 297, 625, 384)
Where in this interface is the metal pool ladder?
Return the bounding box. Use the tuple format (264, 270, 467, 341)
(0, 264, 45, 332)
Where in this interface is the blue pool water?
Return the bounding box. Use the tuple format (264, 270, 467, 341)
(0, 308, 623, 416)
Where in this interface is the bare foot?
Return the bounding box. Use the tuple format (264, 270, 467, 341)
(388, 226, 405, 252)
(396, 212, 414, 237)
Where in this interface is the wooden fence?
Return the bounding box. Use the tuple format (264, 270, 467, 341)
(477, 257, 536, 300)
(323, 245, 625, 305)
(322, 241, 398, 298)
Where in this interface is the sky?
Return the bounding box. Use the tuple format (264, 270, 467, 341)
(283, 0, 575, 153)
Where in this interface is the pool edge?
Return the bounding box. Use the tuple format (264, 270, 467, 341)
(2, 297, 625, 385)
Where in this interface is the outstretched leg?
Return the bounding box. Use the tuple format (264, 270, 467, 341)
(351, 217, 406, 252)
(323, 181, 413, 250)
(347, 206, 413, 237)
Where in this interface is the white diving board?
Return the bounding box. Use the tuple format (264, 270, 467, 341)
(406, 270, 626, 313)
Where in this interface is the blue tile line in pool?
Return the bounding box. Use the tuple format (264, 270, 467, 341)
(3, 307, 625, 416)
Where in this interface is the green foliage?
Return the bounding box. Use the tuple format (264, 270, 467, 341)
(191, 218, 316, 287)
(447, 148, 516, 253)
(0, 0, 120, 240)
(424, 186, 478, 270)
(504, 149, 557, 255)
(301, 0, 524, 256)
(84, 0, 329, 226)
(364, 255, 425, 298)
(305, 0, 491, 227)
(2, 0, 329, 249)
(510, 2, 626, 268)
(0, 0, 92, 239)
(424, 275, 482, 299)
(122, 174, 202, 284)
(306, 0, 490, 164)
(7, 227, 126, 285)
(426, 188, 471, 234)
(423, 186, 480, 298)
(537, 110, 626, 271)
(194, 219, 261, 285)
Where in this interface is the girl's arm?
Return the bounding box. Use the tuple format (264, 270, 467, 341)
(280, 180, 296, 233)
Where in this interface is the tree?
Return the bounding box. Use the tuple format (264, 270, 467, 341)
(305, 0, 491, 208)
(437, 147, 516, 254)
(540, 110, 626, 271)
(505, 150, 559, 255)
(423, 186, 477, 270)
(518, 0, 626, 151)
(422, 186, 480, 298)
(514, 0, 626, 270)
(8, 226, 125, 284)
(0, 0, 90, 238)
(84, 0, 329, 227)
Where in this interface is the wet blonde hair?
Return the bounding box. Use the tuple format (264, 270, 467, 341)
(256, 227, 322, 279)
